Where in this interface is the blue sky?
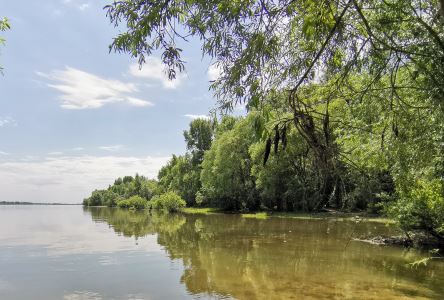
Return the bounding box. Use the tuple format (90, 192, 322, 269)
(0, 0, 223, 203)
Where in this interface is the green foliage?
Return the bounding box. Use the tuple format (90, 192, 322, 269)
(388, 179, 444, 240)
(158, 154, 200, 205)
(0, 17, 10, 73)
(116, 195, 148, 210)
(201, 115, 259, 210)
(249, 125, 318, 211)
(0, 17, 9, 45)
(84, 174, 158, 207)
(195, 191, 205, 206)
(86, 206, 186, 238)
(158, 119, 214, 205)
(104, 0, 444, 239)
(105, 0, 444, 110)
(83, 189, 119, 207)
(84, 190, 106, 206)
(184, 118, 214, 165)
(150, 192, 186, 212)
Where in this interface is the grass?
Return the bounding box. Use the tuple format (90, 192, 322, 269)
(241, 212, 268, 219)
(181, 207, 395, 224)
(181, 207, 221, 215)
(269, 211, 395, 224)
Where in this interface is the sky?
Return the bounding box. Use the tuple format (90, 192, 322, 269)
(0, 0, 223, 203)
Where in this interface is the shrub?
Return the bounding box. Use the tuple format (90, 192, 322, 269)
(85, 190, 105, 206)
(117, 196, 148, 210)
(149, 192, 186, 212)
(388, 179, 444, 241)
(195, 191, 206, 206)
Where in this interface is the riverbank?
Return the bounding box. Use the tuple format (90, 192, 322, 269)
(180, 207, 394, 224)
(181, 207, 444, 250)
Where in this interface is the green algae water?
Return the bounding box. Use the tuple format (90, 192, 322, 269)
(1, 206, 443, 299)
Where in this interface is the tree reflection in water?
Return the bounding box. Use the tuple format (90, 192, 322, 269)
(85, 207, 444, 299)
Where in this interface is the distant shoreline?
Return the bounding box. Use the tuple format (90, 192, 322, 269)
(0, 201, 81, 206)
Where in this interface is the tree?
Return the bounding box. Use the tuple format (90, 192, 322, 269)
(184, 118, 214, 165)
(84, 174, 158, 207)
(158, 119, 214, 205)
(0, 17, 10, 73)
(201, 115, 259, 210)
(249, 122, 319, 211)
(105, 0, 444, 206)
(105, 0, 444, 106)
(158, 154, 202, 205)
(388, 179, 444, 242)
(104, 0, 444, 240)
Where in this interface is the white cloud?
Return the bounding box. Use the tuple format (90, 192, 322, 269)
(99, 145, 124, 152)
(207, 64, 222, 81)
(62, 0, 90, 11)
(71, 147, 84, 151)
(129, 57, 185, 89)
(184, 114, 210, 120)
(0, 116, 17, 127)
(78, 3, 89, 10)
(37, 67, 153, 109)
(0, 155, 170, 203)
(0, 202, 163, 256)
(126, 97, 153, 107)
(0, 151, 9, 156)
(48, 152, 64, 156)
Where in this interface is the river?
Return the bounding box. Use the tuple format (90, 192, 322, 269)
(0, 205, 443, 299)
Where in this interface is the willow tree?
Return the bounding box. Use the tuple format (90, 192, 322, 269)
(0, 17, 10, 73)
(105, 0, 444, 209)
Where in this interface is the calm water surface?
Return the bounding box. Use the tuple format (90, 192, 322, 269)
(0, 206, 443, 299)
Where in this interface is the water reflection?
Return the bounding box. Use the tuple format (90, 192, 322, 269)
(87, 206, 186, 239)
(0, 206, 193, 300)
(86, 207, 444, 299)
(0, 205, 161, 255)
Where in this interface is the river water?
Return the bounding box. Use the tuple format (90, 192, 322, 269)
(0, 205, 443, 299)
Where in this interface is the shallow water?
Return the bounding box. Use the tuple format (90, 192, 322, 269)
(0, 206, 443, 299)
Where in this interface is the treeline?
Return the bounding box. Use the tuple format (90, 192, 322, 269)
(158, 113, 395, 213)
(83, 174, 158, 207)
(157, 81, 443, 242)
(85, 75, 443, 240)
(83, 175, 186, 212)
(83, 83, 443, 241)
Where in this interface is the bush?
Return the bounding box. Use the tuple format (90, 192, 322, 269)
(149, 192, 186, 212)
(195, 191, 206, 206)
(116, 196, 148, 210)
(84, 190, 105, 206)
(388, 179, 444, 241)
(84, 175, 159, 207)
